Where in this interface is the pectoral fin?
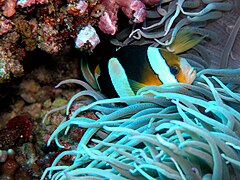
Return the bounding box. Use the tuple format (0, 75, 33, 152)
(108, 58, 135, 98)
(128, 79, 146, 93)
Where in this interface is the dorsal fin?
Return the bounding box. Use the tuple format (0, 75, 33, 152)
(168, 28, 204, 54)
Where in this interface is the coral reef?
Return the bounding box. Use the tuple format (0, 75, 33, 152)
(0, 149, 19, 180)
(0, 31, 24, 83)
(0, 0, 160, 82)
(98, 0, 147, 35)
(42, 68, 240, 179)
(0, 16, 14, 35)
(0, 147, 38, 179)
(7, 115, 33, 141)
(0, 52, 83, 178)
(75, 24, 100, 51)
(0, 115, 33, 150)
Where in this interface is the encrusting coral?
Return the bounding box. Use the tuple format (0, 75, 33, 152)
(41, 68, 240, 180)
(0, 115, 33, 150)
(0, 0, 161, 82)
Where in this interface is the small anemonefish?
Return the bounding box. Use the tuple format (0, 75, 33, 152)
(81, 29, 203, 98)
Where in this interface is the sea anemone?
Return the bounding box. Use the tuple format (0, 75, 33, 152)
(41, 68, 240, 180)
(112, 0, 233, 47)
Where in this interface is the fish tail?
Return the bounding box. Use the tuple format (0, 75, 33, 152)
(168, 28, 204, 54)
(80, 57, 99, 90)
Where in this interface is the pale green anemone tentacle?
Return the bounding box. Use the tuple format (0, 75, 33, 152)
(154, 18, 190, 46)
(64, 168, 129, 180)
(186, 27, 219, 44)
(221, 154, 240, 167)
(202, 0, 225, 4)
(55, 79, 95, 91)
(171, 120, 223, 180)
(197, 68, 240, 77)
(221, 15, 240, 68)
(187, 11, 222, 22)
(66, 90, 105, 115)
(77, 103, 157, 147)
(182, 0, 201, 9)
(164, 0, 184, 36)
(178, 2, 232, 16)
(142, 3, 176, 31)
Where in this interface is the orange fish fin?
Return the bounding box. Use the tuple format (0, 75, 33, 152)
(168, 28, 204, 54)
(129, 79, 146, 93)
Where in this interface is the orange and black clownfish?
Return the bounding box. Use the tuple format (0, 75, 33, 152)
(81, 29, 203, 98)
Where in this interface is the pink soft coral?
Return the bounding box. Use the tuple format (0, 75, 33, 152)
(98, 0, 159, 35)
(17, 0, 48, 8)
(2, 0, 16, 17)
(0, 17, 14, 35)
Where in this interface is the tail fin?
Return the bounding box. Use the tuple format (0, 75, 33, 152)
(168, 28, 204, 54)
(80, 58, 99, 90)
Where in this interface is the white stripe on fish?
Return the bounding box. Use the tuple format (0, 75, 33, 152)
(147, 47, 178, 84)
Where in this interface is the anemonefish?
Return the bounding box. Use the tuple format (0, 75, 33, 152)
(81, 29, 203, 98)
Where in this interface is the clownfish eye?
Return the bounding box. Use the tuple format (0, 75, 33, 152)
(170, 65, 180, 75)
